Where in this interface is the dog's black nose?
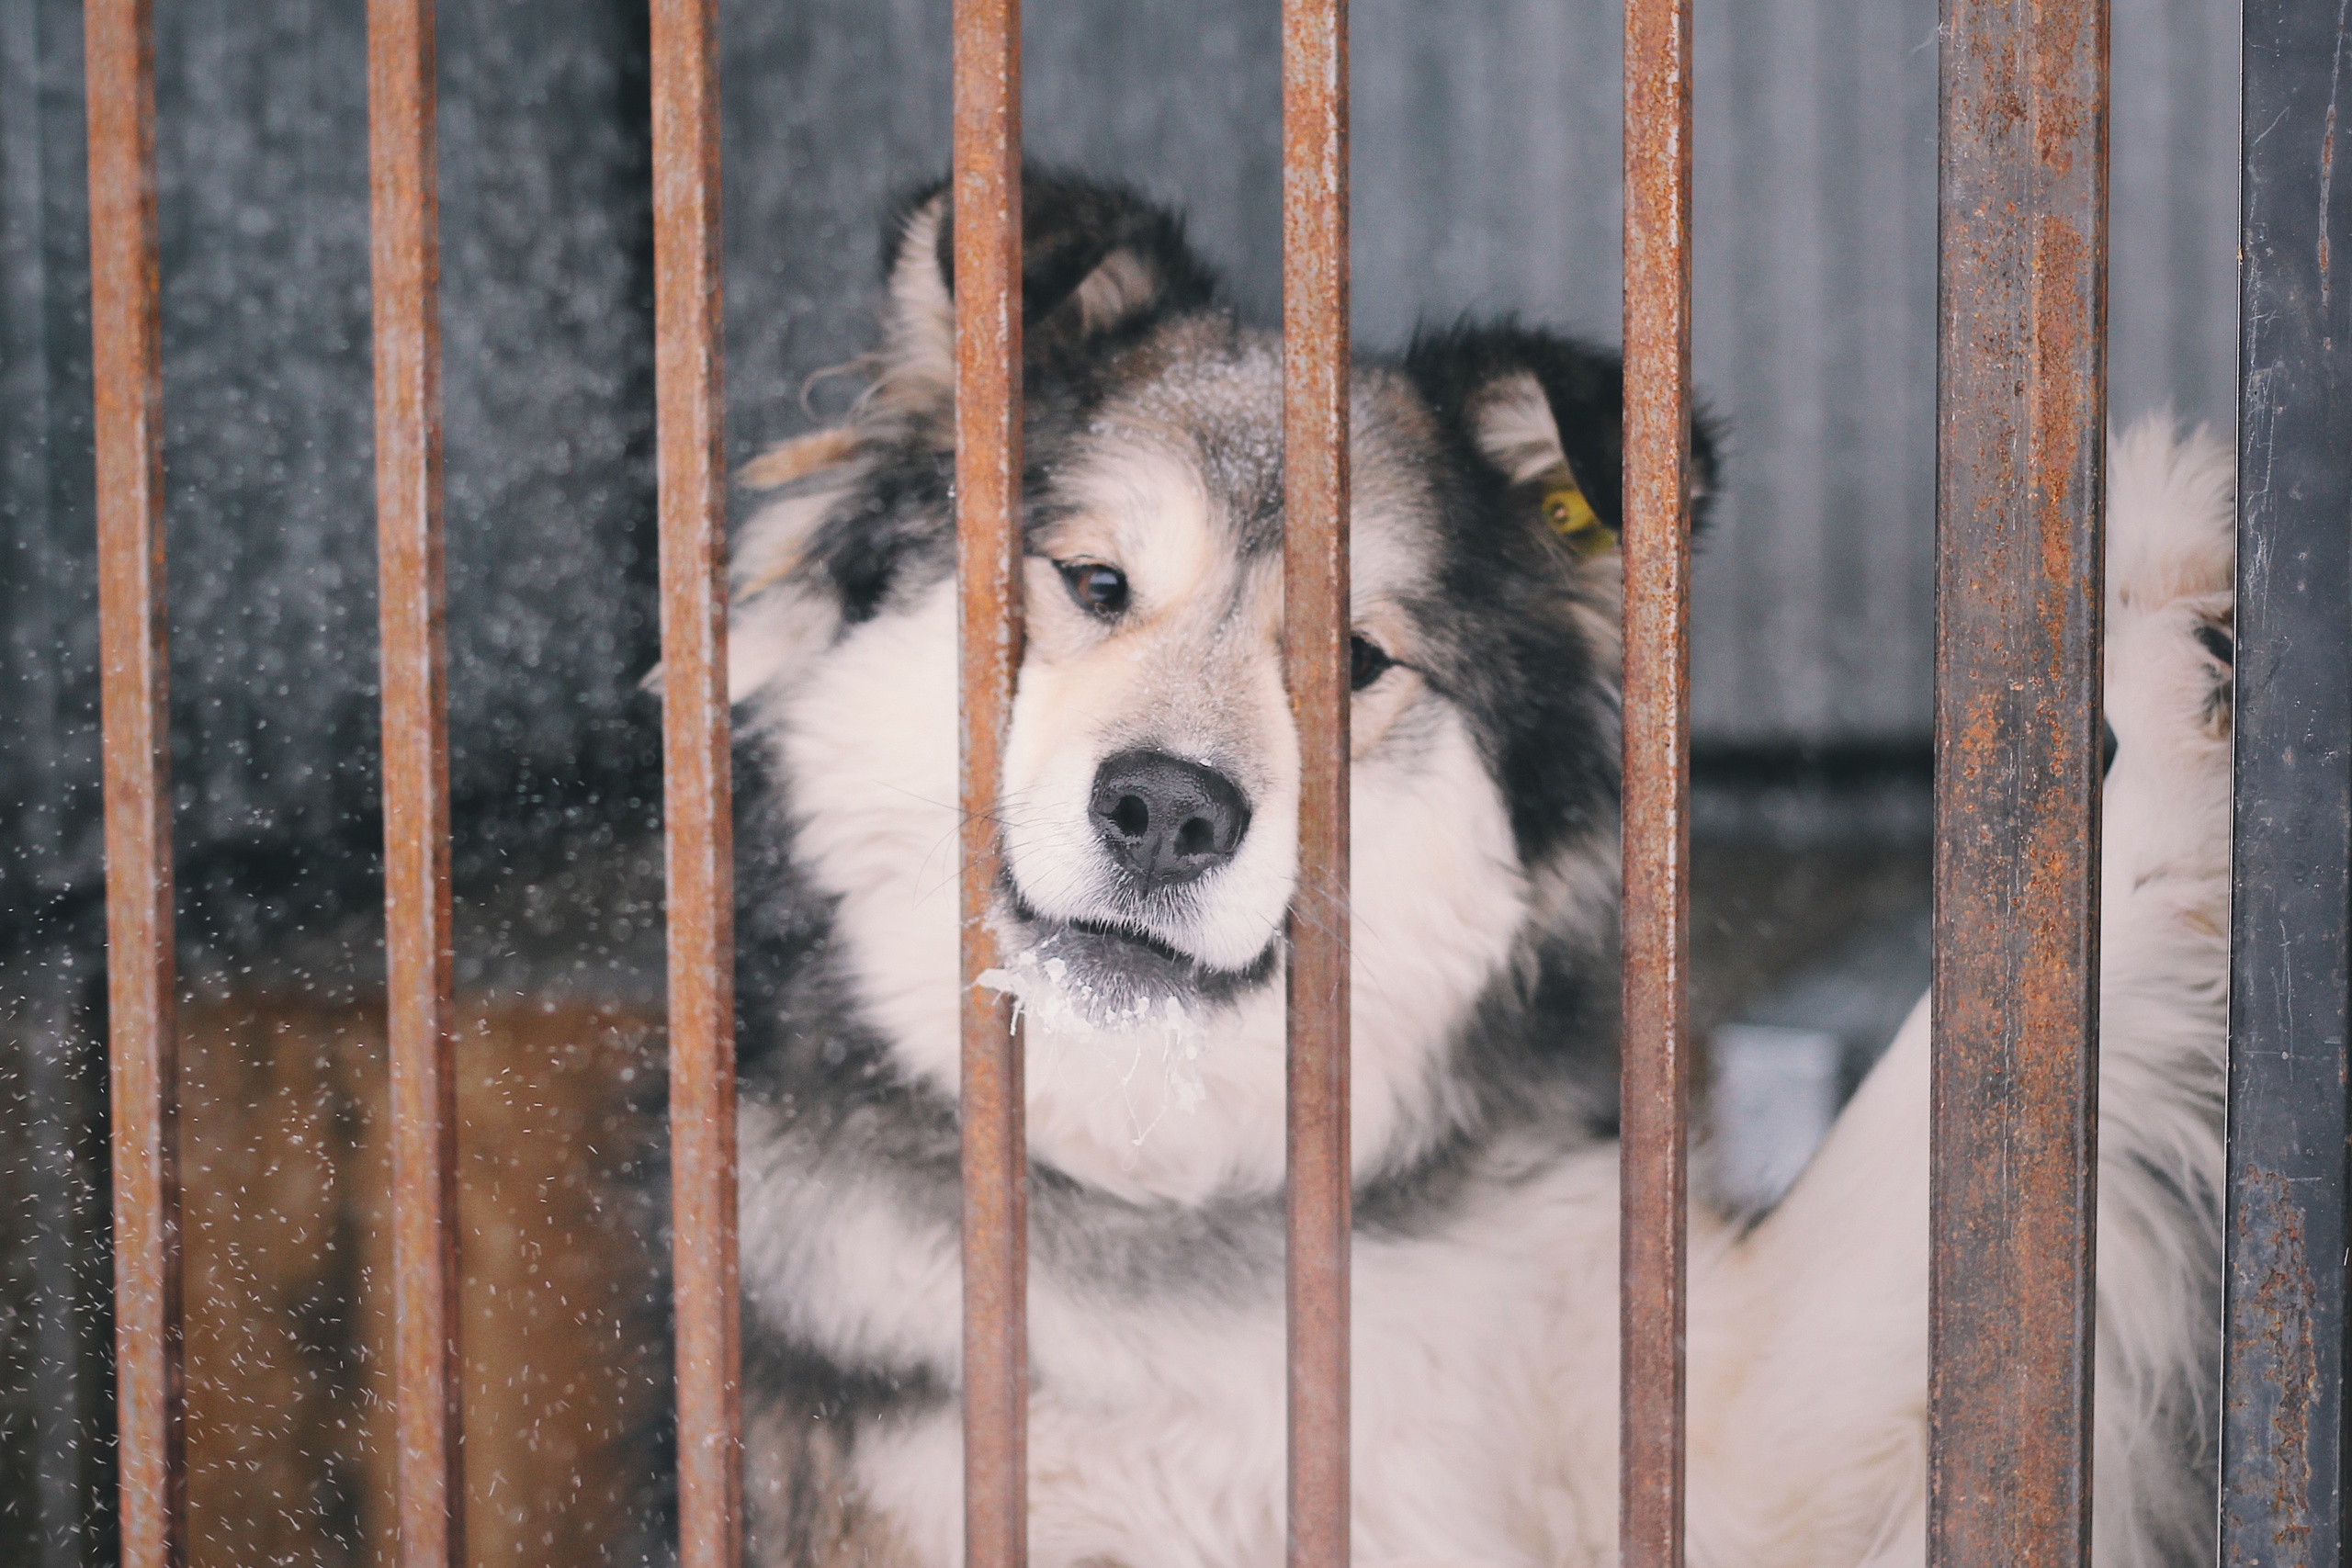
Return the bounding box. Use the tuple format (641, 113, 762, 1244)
(1089, 750, 1251, 888)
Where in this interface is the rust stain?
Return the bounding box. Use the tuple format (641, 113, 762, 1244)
(1621, 0, 1694, 1565)
(366, 3, 469, 1566)
(1929, 1, 2104, 1565)
(950, 6, 1029, 1568)
(2227, 1170, 2318, 1564)
(651, 3, 743, 1567)
(85, 2, 186, 1563)
(1281, 4, 1352, 1567)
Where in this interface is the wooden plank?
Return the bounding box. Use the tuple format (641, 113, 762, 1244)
(1619, 0, 1694, 1560)
(1927, 1, 2107, 1563)
(84, 2, 183, 1563)
(650, 2, 742, 1566)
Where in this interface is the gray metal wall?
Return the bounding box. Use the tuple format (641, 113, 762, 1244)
(726, 0, 2237, 749)
(3, 0, 2241, 912)
(4, 0, 663, 933)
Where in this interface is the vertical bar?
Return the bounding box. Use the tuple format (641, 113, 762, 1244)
(652, 2, 741, 1566)
(2219, 6, 2352, 1563)
(1618, 0, 1692, 1560)
(84, 3, 183, 1564)
(1928, 0, 2106, 1563)
(366, 3, 462, 1564)
(952, 6, 1026, 1568)
(1280, 4, 1350, 1567)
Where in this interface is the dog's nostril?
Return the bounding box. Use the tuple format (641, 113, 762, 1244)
(1113, 795, 1150, 839)
(1088, 749, 1252, 889)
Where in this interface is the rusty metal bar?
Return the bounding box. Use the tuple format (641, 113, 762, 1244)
(952, 5, 1027, 1567)
(2219, 4, 2352, 1562)
(1280, 4, 1350, 1566)
(651, 1, 742, 1566)
(1618, 0, 1693, 1561)
(1927, 1, 2107, 1564)
(366, 3, 463, 1564)
(85, 3, 183, 1564)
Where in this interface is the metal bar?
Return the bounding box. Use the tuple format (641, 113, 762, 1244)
(1927, 1, 2107, 1563)
(1280, 4, 1350, 1566)
(952, 5, 1027, 1568)
(2219, 5, 2352, 1562)
(651, 2, 742, 1566)
(1617, 0, 1692, 1559)
(366, 3, 462, 1563)
(84, 3, 183, 1563)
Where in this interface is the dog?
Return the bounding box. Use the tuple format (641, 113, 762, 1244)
(712, 170, 2230, 1568)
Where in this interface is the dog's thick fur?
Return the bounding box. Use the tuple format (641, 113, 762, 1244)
(718, 172, 2230, 1568)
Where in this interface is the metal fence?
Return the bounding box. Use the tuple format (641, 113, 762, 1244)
(74, 2, 2352, 1567)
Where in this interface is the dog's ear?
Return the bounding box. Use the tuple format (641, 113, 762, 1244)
(1405, 323, 1720, 557)
(876, 167, 1221, 407)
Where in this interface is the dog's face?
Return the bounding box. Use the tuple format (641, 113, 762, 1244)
(731, 174, 1712, 1202)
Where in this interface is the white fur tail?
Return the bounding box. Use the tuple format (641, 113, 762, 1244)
(1684, 417, 2234, 1568)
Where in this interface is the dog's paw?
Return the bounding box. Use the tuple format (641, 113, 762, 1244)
(2105, 416, 2235, 753)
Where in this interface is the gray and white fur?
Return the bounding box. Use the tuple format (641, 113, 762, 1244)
(703, 172, 2230, 1568)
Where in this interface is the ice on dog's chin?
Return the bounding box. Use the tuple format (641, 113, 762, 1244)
(978, 947, 1213, 1164)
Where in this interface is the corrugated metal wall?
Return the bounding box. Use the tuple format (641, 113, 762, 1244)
(3, 0, 2242, 907)
(4, 0, 2241, 927)
(726, 0, 2239, 748)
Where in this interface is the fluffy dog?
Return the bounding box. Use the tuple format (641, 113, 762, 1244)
(712, 171, 2229, 1568)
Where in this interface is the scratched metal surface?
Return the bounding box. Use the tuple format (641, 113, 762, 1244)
(1926, 0, 2107, 1562)
(2219, 6, 2352, 1563)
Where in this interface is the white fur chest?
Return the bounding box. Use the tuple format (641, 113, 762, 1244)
(735, 1126, 1624, 1568)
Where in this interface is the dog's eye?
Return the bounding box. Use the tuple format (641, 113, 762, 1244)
(1058, 561, 1129, 615)
(1350, 635, 1395, 692)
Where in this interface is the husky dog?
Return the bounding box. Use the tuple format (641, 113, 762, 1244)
(715, 171, 2230, 1568)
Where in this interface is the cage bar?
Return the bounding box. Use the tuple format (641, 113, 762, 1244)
(1279, 5, 1351, 1567)
(650, 2, 742, 1566)
(1618, 0, 1694, 1561)
(85, 2, 183, 1564)
(366, 2, 464, 1563)
(2219, 5, 2352, 1562)
(1927, 2, 2107, 1564)
(952, 5, 1028, 1568)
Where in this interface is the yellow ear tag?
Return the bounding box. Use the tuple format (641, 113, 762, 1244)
(1543, 480, 1616, 557)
